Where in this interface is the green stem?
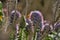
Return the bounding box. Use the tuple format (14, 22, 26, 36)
(33, 28, 37, 40)
(20, 29, 22, 40)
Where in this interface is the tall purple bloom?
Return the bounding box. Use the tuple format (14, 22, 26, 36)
(29, 11, 44, 30)
(25, 17, 33, 33)
(43, 20, 52, 31)
(54, 22, 60, 31)
(10, 10, 21, 23)
(29, 11, 44, 40)
(10, 10, 21, 40)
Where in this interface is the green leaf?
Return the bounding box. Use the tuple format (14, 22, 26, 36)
(19, 15, 26, 29)
(0, 1, 2, 9)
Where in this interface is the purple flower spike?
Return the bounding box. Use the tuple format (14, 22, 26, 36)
(29, 11, 44, 30)
(54, 22, 60, 31)
(10, 10, 21, 23)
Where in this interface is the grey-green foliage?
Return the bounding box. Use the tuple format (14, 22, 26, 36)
(44, 31, 60, 40)
(9, 32, 15, 40)
(19, 15, 26, 29)
(18, 16, 28, 40)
